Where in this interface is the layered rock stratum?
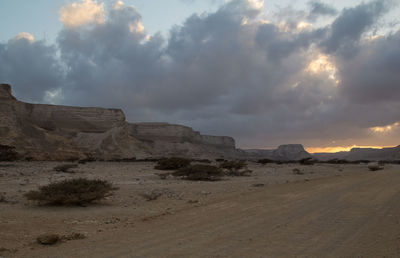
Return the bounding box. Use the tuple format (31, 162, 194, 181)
(0, 84, 239, 160)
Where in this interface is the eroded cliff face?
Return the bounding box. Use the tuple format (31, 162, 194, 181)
(128, 123, 237, 158)
(0, 84, 238, 160)
(130, 123, 235, 148)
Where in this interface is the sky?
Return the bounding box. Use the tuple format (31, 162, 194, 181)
(0, 0, 400, 152)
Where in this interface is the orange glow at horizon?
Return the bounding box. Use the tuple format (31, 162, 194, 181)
(306, 145, 396, 154)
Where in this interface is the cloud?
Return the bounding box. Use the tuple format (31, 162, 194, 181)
(59, 0, 105, 27)
(337, 31, 400, 104)
(307, 1, 337, 21)
(13, 32, 35, 43)
(1, 0, 400, 149)
(0, 35, 63, 103)
(321, 0, 393, 55)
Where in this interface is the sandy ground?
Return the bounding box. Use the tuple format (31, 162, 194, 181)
(1, 161, 400, 257)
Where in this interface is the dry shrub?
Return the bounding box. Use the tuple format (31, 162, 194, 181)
(220, 160, 247, 170)
(220, 160, 252, 176)
(53, 164, 78, 173)
(0, 145, 18, 161)
(299, 158, 315, 165)
(257, 159, 274, 165)
(215, 158, 226, 162)
(140, 190, 163, 201)
(292, 168, 304, 175)
(193, 159, 212, 163)
(0, 194, 6, 203)
(172, 164, 224, 181)
(25, 178, 117, 205)
(155, 157, 191, 170)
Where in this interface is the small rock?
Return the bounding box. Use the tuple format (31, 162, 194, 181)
(200, 191, 211, 195)
(37, 234, 60, 245)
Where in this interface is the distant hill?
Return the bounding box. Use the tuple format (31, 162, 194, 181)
(313, 146, 400, 161)
(243, 144, 312, 161)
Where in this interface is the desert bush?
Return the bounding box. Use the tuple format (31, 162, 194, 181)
(110, 157, 137, 162)
(377, 160, 400, 165)
(257, 158, 274, 165)
(215, 158, 226, 162)
(219, 160, 252, 176)
(299, 158, 315, 165)
(219, 160, 247, 170)
(368, 163, 384, 171)
(53, 164, 78, 173)
(172, 164, 224, 181)
(292, 168, 304, 175)
(228, 169, 253, 177)
(331, 160, 370, 164)
(0, 194, 6, 203)
(140, 189, 163, 201)
(154, 157, 191, 170)
(193, 159, 212, 163)
(25, 178, 117, 205)
(0, 145, 18, 161)
(324, 159, 351, 164)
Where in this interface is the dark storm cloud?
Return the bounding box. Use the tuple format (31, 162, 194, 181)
(1, 0, 400, 148)
(338, 31, 400, 104)
(0, 36, 63, 103)
(321, 0, 393, 55)
(307, 1, 337, 21)
(57, 4, 165, 108)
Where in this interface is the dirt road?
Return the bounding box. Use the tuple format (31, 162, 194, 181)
(22, 168, 400, 258)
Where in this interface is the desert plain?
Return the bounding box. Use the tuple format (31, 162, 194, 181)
(1, 161, 400, 257)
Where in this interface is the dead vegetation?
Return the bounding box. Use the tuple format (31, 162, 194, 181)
(140, 189, 163, 201)
(155, 157, 191, 170)
(299, 158, 315, 165)
(171, 164, 224, 181)
(0, 144, 18, 161)
(257, 158, 274, 165)
(292, 168, 304, 175)
(219, 160, 252, 176)
(25, 178, 117, 205)
(0, 193, 7, 203)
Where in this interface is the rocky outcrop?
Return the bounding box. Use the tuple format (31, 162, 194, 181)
(0, 84, 16, 100)
(0, 84, 239, 160)
(130, 123, 235, 148)
(272, 144, 312, 161)
(244, 144, 312, 161)
(128, 123, 237, 158)
(313, 146, 400, 161)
